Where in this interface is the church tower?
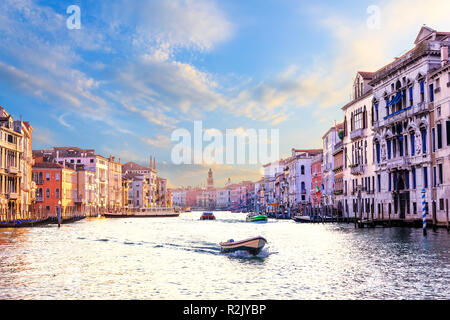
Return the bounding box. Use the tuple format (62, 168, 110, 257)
(207, 168, 214, 190)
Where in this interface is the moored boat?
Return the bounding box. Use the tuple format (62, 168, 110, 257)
(293, 215, 311, 223)
(246, 214, 268, 222)
(220, 236, 267, 255)
(200, 211, 216, 220)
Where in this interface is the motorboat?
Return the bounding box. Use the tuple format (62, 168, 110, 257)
(246, 214, 268, 222)
(220, 236, 267, 255)
(200, 211, 216, 220)
(293, 215, 311, 223)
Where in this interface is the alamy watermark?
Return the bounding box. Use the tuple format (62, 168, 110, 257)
(66, 5, 81, 30)
(171, 121, 279, 165)
(366, 5, 381, 30)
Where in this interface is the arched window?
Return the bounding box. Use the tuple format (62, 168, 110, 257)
(363, 106, 367, 129)
(420, 127, 427, 153)
(364, 141, 367, 164)
(375, 140, 380, 163)
(344, 116, 347, 136)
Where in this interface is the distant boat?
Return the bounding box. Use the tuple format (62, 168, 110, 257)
(200, 212, 216, 220)
(220, 236, 267, 255)
(246, 214, 268, 222)
(293, 215, 311, 223)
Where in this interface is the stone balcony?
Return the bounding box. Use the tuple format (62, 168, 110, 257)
(385, 157, 411, 170)
(7, 166, 19, 174)
(375, 154, 431, 172)
(373, 102, 429, 130)
(7, 193, 18, 200)
(350, 164, 365, 175)
(350, 128, 365, 140)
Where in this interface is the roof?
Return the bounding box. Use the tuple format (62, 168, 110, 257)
(32, 162, 64, 169)
(292, 148, 323, 156)
(357, 71, 374, 80)
(123, 162, 150, 172)
(370, 26, 450, 86)
(341, 89, 373, 111)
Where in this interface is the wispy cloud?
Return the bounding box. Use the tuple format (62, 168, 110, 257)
(141, 136, 173, 149)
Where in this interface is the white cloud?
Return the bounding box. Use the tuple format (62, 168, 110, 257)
(142, 136, 173, 149)
(107, 0, 234, 52)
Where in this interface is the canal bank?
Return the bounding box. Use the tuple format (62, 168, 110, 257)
(0, 212, 449, 300)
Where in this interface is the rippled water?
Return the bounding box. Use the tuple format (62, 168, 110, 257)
(0, 211, 449, 300)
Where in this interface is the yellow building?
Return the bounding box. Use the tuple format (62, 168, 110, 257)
(108, 156, 122, 211)
(0, 106, 33, 221)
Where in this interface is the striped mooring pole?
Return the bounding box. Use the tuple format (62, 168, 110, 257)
(421, 188, 427, 236)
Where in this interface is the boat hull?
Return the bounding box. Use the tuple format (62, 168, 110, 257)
(220, 237, 267, 255)
(200, 212, 216, 220)
(200, 216, 216, 220)
(293, 216, 311, 223)
(246, 215, 268, 222)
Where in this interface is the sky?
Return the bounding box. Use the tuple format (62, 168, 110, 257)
(1, 0, 450, 188)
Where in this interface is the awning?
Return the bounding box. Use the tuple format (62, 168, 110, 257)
(387, 92, 404, 106)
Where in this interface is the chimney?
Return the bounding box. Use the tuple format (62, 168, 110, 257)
(150, 156, 152, 169)
(442, 46, 449, 67)
(153, 158, 156, 170)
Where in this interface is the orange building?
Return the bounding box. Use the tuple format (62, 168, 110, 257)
(32, 162, 78, 218)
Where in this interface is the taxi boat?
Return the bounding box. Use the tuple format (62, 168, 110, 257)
(220, 236, 267, 255)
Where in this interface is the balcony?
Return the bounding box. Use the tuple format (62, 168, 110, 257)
(333, 141, 343, 155)
(35, 196, 44, 202)
(386, 157, 411, 170)
(413, 101, 428, 115)
(7, 166, 19, 174)
(7, 193, 18, 200)
(350, 128, 365, 140)
(350, 164, 365, 175)
(301, 189, 307, 195)
(322, 163, 332, 172)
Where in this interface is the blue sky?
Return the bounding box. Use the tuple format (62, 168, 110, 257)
(1, 0, 449, 188)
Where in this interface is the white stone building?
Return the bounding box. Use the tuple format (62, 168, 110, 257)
(322, 126, 343, 207)
(428, 44, 450, 224)
(341, 71, 376, 219)
(370, 26, 450, 223)
(171, 189, 187, 207)
(216, 188, 230, 209)
(291, 149, 322, 206)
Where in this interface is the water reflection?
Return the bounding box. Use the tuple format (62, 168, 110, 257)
(0, 212, 449, 300)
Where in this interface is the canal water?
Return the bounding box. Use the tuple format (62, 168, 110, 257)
(0, 211, 449, 300)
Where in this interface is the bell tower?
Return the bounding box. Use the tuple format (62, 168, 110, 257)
(207, 168, 214, 190)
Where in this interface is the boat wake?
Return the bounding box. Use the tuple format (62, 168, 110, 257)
(225, 248, 272, 259)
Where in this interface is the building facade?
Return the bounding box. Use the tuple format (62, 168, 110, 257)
(32, 162, 78, 218)
(342, 72, 375, 219)
(370, 26, 450, 223)
(428, 44, 450, 224)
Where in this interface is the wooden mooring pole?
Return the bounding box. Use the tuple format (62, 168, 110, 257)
(446, 199, 449, 233)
